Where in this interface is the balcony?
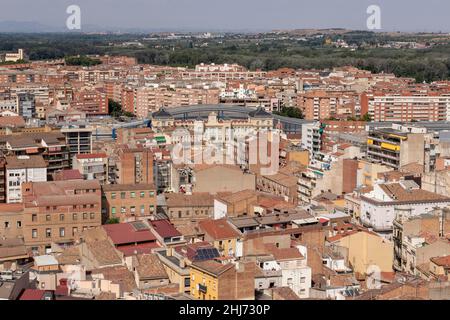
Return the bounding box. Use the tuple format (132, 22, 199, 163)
(367, 149, 399, 161)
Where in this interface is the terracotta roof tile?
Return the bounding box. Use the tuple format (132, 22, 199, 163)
(198, 218, 241, 240)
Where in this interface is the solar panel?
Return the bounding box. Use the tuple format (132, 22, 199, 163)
(131, 221, 149, 231)
(194, 248, 220, 261)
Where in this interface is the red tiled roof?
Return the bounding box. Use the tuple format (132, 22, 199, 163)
(0, 116, 25, 127)
(264, 243, 304, 261)
(198, 218, 241, 240)
(116, 242, 160, 256)
(430, 255, 450, 267)
(150, 219, 182, 238)
(103, 223, 157, 245)
(19, 289, 46, 300)
(54, 169, 83, 181)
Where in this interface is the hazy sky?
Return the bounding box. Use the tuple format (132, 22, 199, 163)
(1, 0, 450, 32)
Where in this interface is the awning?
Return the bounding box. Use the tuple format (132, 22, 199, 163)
(155, 136, 166, 143)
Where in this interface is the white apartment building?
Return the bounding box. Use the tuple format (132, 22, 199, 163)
(360, 180, 450, 233)
(5, 155, 47, 203)
(265, 246, 312, 299)
(72, 153, 108, 184)
(301, 122, 321, 159)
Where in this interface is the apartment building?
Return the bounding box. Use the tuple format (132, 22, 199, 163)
(213, 189, 258, 219)
(366, 128, 434, 171)
(321, 120, 366, 152)
(71, 89, 108, 116)
(393, 208, 450, 272)
(257, 171, 299, 205)
(327, 229, 394, 276)
(134, 86, 220, 118)
(16, 92, 35, 119)
(0, 132, 70, 179)
(0, 203, 25, 239)
(72, 153, 108, 184)
(189, 260, 255, 300)
(266, 245, 312, 299)
(360, 180, 450, 232)
(5, 155, 47, 203)
(372, 94, 450, 122)
(198, 218, 242, 258)
(171, 164, 255, 195)
(21, 179, 102, 255)
(163, 193, 215, 223)
(297, 90, 358, 120)
(301, 122, 323, 158)
(60, 126, 93, 158)
(114, 147, 154, 185)
(101, 183, 157, 223)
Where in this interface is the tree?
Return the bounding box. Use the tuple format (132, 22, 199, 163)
(360, 113, 372, 122)
(106, 217, 120, 224)
(273, 107, 303, 119)
(108, 100, 134, 118)
(65, 55, 102, 66)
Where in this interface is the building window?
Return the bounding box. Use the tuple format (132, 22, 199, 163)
(149, 205, 154, 212)
(111, 207, 116, 215)
(32, 229, 37, 238)
(46, 228, 51, 238)
(72, 227, 78, 236)
(60, 214, 64, 221)
(32, 214, 37, 222)
(111, 192, 116, 199)
(4, 221, 9, 229)
(140, 191, 145, 198)
(131, 192, 136, 198)
(121, 192, 126, 199)
(121, 207, 126, 214)
(17, 221, 22, 228)
(140, 205, 145, 214)
(90, 213, 95, 219)
(83, 213, 87, 220)
(59, 228, 65, 237)
(73, 213, 77, 220)
(149, 191, 155, 197)
(46, 215, 50, 222)
(130, 206, 136, 214)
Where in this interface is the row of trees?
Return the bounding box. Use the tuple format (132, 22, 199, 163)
(4, 33, 450, 83)
(65, 55, 102, 66)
